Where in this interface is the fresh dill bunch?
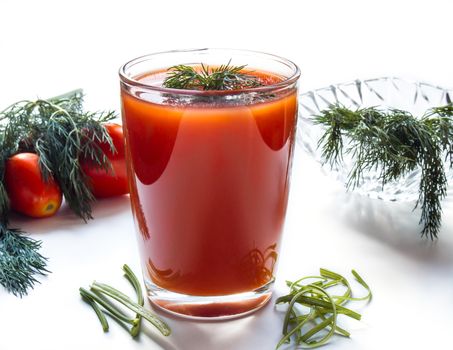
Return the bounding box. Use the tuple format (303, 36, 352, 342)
(163, 60, 263, 90)
(314, 104, 453, 239)
(0, 89, 116, 221)
(0, 89, 117, 296)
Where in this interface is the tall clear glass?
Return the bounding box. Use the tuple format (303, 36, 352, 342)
(119, 49, 300, 319)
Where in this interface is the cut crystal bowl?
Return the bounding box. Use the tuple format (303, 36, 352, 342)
(297, 77, 453, 202)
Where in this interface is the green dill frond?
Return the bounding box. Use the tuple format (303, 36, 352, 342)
(0, 224, 48, 297)
(314, 104, 453, 239)
(163, 60, 262, 91)
(163, 65, 201, 90)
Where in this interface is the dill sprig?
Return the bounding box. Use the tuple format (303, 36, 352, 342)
(163, 60, 263, 90)
(314, 104, 453, 239)
(0, 226, 49, 297)
(0, 89, 117, 296)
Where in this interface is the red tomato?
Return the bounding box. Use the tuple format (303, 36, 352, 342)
(81, 123, 129, 198)
(5, 153, 62, 218)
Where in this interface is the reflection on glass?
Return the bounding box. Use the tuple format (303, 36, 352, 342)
(147, 258, 181, 285)
(240, 243, 278, 287)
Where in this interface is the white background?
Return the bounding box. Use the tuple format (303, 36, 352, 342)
(1, 1, 453, 349)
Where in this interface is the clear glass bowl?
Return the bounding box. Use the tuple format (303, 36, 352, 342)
(297, 77, 453, 201)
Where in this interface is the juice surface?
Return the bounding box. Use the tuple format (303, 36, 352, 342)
(122, 71, 297, 296)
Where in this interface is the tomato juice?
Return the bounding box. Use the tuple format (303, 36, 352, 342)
(122, 76, 297, 296)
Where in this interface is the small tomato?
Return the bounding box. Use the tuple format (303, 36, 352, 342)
(5, 152, 62, 218)
(81, 123, 129, 198)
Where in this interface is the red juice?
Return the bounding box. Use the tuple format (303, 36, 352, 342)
(121, 69, 298, 297)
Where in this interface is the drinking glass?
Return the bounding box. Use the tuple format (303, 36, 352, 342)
(119, 48, 300, 319)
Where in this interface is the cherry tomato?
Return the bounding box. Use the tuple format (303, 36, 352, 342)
(4, 153, 62, 218)
(81, 123, 129, 198)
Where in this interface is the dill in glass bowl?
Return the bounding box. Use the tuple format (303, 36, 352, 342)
(297, 77, 453, 204)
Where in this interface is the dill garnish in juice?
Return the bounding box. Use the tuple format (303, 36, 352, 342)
(120, 49, 300, 318)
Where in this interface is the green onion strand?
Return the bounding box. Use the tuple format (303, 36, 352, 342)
(80, 265, 171, 339)
(80, 288, 109, 332)
(123, 264, 144, 337)
(276, 269, 371, 349)
(91, 281, 171, 336)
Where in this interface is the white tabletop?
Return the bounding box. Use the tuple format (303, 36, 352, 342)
(1, 1, 453, 349)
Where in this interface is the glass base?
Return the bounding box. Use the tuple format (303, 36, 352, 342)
(144, 278, 274, 320)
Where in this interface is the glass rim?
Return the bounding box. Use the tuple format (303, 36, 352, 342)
(118, 48, 301, 96)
